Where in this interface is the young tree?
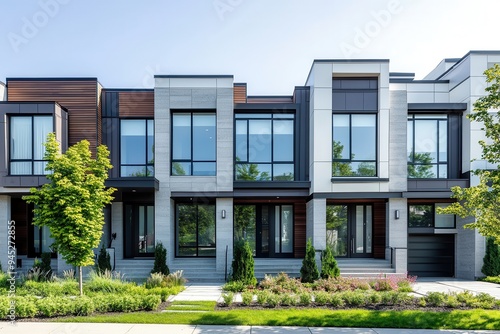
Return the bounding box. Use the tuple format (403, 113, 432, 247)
(24, 133, 115, 295)
(482, 237, 500, 277)
(230, 240, 257, 286)
(151, 241, 169, 275)
(438, 64, 500, 242)
(320, 246, 340, 279)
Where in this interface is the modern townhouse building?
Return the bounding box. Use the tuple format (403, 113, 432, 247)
(0, 50, 496, 281)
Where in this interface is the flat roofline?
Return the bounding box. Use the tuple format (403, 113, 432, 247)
(0, 101, 69, 112)
(390, 79, 450, 84)
(247, 95, 293, 99)
(154, 74, 233, 78)
(436, 50, 500, 80)
(234, 82, 247, 86)
(7, 77, 99, 81)
(408, 102, 467, 111)
(103, 88, 153, 92)
(390, 72, 415, 77)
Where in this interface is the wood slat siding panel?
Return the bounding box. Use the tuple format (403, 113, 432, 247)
(294, 202, 307, 258)
(233, 85, 247, 103)
(7, 80, 99, 153)
(119, 91, 154, 117)
(373, 202, 386, 259)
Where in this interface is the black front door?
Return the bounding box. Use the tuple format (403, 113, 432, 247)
(124, 204, 155, 258)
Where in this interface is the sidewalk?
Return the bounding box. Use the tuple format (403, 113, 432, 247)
(1, 323, 499, 334)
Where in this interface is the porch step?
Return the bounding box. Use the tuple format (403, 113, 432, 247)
(254, 259, 303, 279)
(337, 259, 396, 278)
(114, 259, 154, 282)
(170, 259, 224, 283)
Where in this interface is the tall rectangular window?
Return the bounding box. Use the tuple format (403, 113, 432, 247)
(10, 116, 53, 175)
(332, 114, 376, 176)
(235, 113, 294, 181)
(120, 119, 154, 177)
(176, 203, 216, 257)
(172, 112, 216, 176)
(407, 114, 448, 178)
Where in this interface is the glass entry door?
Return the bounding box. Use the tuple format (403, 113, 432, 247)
(234, 204, 294, 258)
(327, 204, 373, 258)
(124, 204, 155, 257)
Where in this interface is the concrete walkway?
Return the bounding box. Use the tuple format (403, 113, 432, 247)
(1, 323, 499, 334)
(169, 282, 223, 302)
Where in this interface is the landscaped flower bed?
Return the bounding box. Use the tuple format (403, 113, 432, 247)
(220, 273, 500, 311)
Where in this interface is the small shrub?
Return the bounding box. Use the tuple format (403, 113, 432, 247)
(230, 240, 257, 286)
(256, 291, 268, 306)
(380, 291, 400, 305)
(241, 291, 253, 306)
(85, 270, 133, 294)
(425, 292, 446, 307)
(151, 242, 169, 276)
(14, 296, 38, 318)
(329, 293, 345, 307)
(139, 294, 161, 311)
(95, 244, 112, 274)
(342, 290, 366, 307)
(164, 270, 187, 287)
(367, 291, 382, 304)
(266, 293, 280, 308)
(36, 297, 71, 317)
(299, 292, 312, 306)
(482, 237, 500, 276)
(222, 292, 234, 306)
(280, 293, 298, 306)
(456, 290, 475, 304)
(445, 294, 460, 308)
(313, 291, 330, 305)
(62, 269, 76, 281)
(146, 272, 165, 289)
(259, 273, 302, 294)
(321, 246, 340, 279)
(300, 239, 319, 283)
(73, 296, 95, 316)
(223, 280, 247, 293)
(418, 298, 427, 307)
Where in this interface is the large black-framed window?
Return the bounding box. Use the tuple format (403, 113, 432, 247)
(176, 202, 216, 257)
(234, 113, 295, 181)
(408, 203, 455, 229)
(120, 119, 154, 177)
(9, 115, 53, 175)
(407, 114, 448, 178)
(172, 112, 216, 176)
(332, 114, 377, 176)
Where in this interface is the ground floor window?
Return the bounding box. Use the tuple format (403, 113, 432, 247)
(408, 203, 455, 229)
(234, 204, 294, 258)
(326, 204, 373, 258)
(124, 204, 155, 257)
(176, 203, 216, 257)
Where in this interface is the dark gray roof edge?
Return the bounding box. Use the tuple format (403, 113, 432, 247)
(408, 103, 467, 111)
(7, 77, 99, 81)
(0, 101, 69, 111)
(154, 75, 234, 78)
(390, 79, 450, 84)
(390, 72, 415, 77)
(313, 59, 390, 63)
(247, 95, 293, 98)
(104, 88, 153, 92)
(436, 50, 500, 80)
(234, 82, 247, 86)
(234, 103, 299, 110)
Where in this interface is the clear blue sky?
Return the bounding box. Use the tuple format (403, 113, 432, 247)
(1, 0, 498, 94)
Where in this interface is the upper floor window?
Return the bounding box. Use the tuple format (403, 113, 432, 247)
(408, 203, 455, 228)
(332, 78, 378, 112)
(10, 115, 53, 175)
(120, 119, 154, 177)
(332, 114, 377, 176)
(172, 112, 216, 176)
(235, 113, 294, 181)
(407, 114, 447, 178)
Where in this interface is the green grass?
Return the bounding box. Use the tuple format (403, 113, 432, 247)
(54, 308, 500, 330)
(166, 301, 216, 311)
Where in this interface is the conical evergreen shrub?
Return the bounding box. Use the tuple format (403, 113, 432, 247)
(96, 243, 111, 274)
(482, 237, 500, 277)
(321, 245, 340, 279)
(230, 240, 257, 285)
(300, 239, 319, 283)
(151, 241, 170, 275)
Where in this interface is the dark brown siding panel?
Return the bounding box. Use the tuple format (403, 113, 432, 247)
(234, 84, 247, 103)
(373, 202, 386, 259)
(7, 80, 99, 153)
(119, 91, 154, 117)
(294, 202, 306, 258)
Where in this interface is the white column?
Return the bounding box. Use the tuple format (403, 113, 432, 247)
(111, 202, 123, 260)
(306, 198, 326, 268)
(216, 198, 233, 276)
(387, 198, 407, 274)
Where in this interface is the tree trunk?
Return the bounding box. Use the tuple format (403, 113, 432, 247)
(79, 266, 83, 296)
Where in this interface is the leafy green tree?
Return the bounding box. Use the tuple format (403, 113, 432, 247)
(320, 246, 340, 279)
(95, 243, 111, 274)
(408, 152, 435, 178)
(24, 133, 115, 295)
(230, 240, 257, 286)
(438, 64, 500, 242)
(482, 237, 500, 277)
(151, 241, 170, 275)
(300, 239, 319, 283)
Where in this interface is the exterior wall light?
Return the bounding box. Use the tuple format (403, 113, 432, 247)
(221, 209, 226, 219)
(395, 209, 400, 220)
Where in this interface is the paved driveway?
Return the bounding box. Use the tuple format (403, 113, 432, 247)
(413, 278, 500, 299)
